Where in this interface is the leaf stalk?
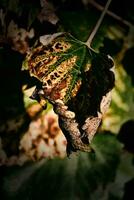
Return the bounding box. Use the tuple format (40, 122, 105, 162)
(86, 0, 112, 47)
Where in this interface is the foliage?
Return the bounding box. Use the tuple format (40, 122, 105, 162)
(22, 32, 115, 155)
(0, 0, 134, 199)
(2, 133, 123, 200)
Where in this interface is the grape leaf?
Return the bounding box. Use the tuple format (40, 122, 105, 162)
(1, 134, 123, 200)
(22, 32, 115, 155)
(58, 10, 115, 50)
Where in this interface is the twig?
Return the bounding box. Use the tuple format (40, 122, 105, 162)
(86, 0, 112, 47)
(89, 0, 133, 28)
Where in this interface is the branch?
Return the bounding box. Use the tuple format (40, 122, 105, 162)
(89, 0, 133, 28)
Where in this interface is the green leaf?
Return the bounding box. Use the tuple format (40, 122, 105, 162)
(2, 134, 123, 200)
(105, 152, 134, 199)
(58, 8, 129, 53)
(8, 0, 19, 13)
(28, 7, 40, 28)
(58, 10, 109, 50)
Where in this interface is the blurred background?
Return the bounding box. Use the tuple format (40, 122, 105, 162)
(0, 0, 134, 199)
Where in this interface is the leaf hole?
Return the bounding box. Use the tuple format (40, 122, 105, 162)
(47, 80, 52, 86)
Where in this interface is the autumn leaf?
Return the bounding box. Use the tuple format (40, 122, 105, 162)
(22, 32, 115, 155)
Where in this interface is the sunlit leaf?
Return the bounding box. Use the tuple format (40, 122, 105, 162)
(22, 32, 115, 155)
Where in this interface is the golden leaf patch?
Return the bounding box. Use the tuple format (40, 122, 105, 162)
(22, 32, 115, 155)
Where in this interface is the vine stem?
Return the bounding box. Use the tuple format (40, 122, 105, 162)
(86, 0, 112, 47)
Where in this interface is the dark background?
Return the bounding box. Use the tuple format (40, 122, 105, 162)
(0, 0, 134, 199)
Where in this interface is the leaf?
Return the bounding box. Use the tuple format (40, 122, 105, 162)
(38, 0, 59, 25)
(104, 152, 134, 199)
(7, 20, 34, 54)
(58, 10, 127, 51)
(28, 6, 40, 28)
(2, 134, 123, 200)
(58, 10, 108, 49)
(22, 32, 115, 155)
(8, 0, 19, 14)
(102, 64, 134, 133)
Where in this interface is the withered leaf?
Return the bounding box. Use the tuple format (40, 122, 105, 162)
(22, 32, 115, 155)
(38, 0, 59, 25)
